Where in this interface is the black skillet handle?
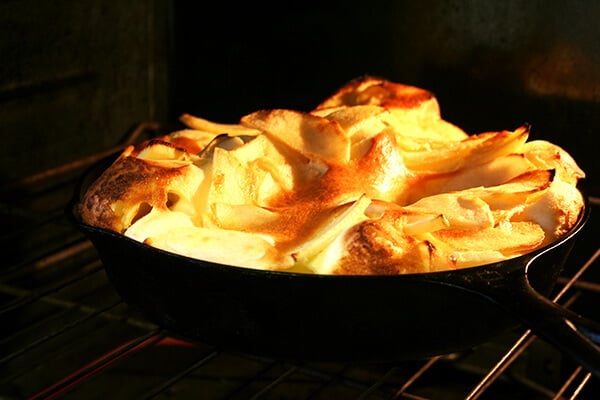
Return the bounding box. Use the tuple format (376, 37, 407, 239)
(501, 272, 600, 376)
(459, 265, 600, 377)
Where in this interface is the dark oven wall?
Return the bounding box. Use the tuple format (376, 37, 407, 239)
(0, 0, 170, 185)
(2, 1, 598, 194)
(171, 1, 600, 194)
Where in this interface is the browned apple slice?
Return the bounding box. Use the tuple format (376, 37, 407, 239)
(401, 126, 529, 173)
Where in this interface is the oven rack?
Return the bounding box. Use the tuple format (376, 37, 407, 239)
(1, 123, 599, 400)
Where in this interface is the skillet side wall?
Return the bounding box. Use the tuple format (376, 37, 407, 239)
(84, 225, 528, 362)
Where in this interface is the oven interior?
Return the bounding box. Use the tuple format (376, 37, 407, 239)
(1, 1, 600, 399)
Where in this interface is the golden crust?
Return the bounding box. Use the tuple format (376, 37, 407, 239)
(78, 143, 200, 233)
(317, 76, 439, 113)
(335, 218, 445, 275)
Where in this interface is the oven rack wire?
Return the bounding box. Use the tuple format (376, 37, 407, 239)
(0, 123, 599, 399)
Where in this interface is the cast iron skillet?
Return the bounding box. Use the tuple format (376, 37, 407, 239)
(68, 154, 600, 376)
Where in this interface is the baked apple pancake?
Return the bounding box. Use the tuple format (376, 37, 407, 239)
(78, 76, 585, 274)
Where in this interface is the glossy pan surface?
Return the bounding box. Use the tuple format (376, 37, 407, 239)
(68, 154, 600, 376)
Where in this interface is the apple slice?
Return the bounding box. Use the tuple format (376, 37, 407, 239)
(429, 221, 545, 268)
(179, 113, 261, 136)
(401, 126, 529, 173)
(145, 226, 293, 270)
(241, 109, 350, 163)
(290, 195, 371, 268)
